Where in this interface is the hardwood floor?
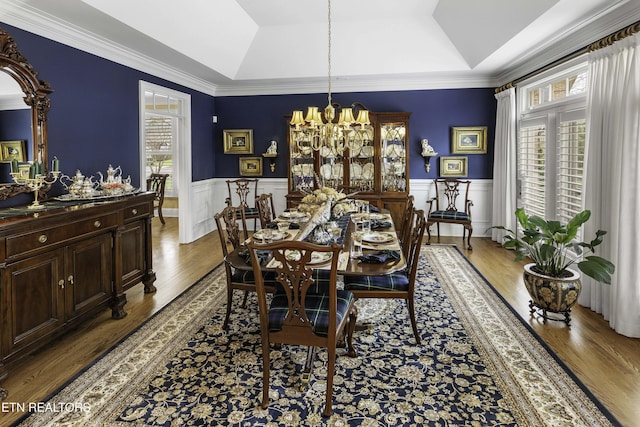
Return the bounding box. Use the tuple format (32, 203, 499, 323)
(1, 219, 638, 426)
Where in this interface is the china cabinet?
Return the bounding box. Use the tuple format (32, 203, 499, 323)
(286, 112, 411, 226)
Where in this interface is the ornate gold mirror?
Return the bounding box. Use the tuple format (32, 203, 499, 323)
(0, 27, 52, 199)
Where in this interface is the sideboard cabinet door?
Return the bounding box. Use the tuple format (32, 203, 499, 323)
(64, 233, 113, 322)
(1, 249, 65, 360)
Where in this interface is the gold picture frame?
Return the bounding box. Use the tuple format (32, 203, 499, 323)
(1, 140, 26, 162)
(440, 156, 468, 177)
(223, 129, 253, 154)
(239, 156, 262, 177)
(451, 126, 487, 154)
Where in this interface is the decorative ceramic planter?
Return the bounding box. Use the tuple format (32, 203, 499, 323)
(522, 263, 582, 325)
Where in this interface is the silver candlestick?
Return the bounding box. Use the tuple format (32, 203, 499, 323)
(11, 159, 61, 209)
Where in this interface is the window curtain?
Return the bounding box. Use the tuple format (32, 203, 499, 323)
(581, 32, 640, 338)
(491, 87, 517, 242)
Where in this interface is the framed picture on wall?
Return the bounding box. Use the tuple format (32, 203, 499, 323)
(239, 157, 262, 176)
(451, 126, 487, 154)
(0, 140, 26, 162)
(440, 156, 468, 177)
(223, 129, 253, 154)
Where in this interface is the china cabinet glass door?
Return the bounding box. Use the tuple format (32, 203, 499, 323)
(379, 122, 407, 192)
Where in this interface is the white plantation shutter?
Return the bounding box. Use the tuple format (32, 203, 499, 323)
(518, 124, 546, 218)
(556, 117, 585, 225)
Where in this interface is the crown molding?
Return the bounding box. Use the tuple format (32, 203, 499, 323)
(0, 1, 219, 96)
(214, 72, 499, 97)
(494, 0, 640, 86)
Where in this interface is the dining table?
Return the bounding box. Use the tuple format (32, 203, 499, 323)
(225, 209, 406, 276)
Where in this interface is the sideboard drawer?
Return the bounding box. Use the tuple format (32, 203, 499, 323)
(124, 202, 151, 221)
(5, 213, 118, 258)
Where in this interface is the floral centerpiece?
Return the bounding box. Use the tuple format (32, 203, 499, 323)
(297, 186, 347, 216)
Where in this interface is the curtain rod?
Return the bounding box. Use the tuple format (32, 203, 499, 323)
(495, 20, 640, 94)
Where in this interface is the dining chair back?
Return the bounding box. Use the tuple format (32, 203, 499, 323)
(246, 240, 358, 417)
(256, 193, 276, 229)
(398, 194, 415, 257)
(146, 173, 169, 224)
(225, 178, 260, 230)
(344, 208, 426, 344)
(426, 179, 473, 249)
(215, 206, 275, 329)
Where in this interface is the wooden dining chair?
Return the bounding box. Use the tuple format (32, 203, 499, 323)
(225, 178, 260, 230)
(246, 240, 358, 417)
(214, 206, 276, 330)
(398, 194, 415, 258)
(426, 179, 473, 250)
(255, 193, 276, 229)
(344, 208, 426, 345)
(146, 173, 169, 224)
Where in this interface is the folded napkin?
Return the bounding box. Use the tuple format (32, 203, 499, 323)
(371, 219, 392, 229)
(358, 250, 400, 264)
(237, 248, 270, 265)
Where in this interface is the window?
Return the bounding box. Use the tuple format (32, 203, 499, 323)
(517, 60, 588, 227)
(141, 85, 183, 196)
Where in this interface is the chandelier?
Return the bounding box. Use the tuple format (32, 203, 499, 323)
(289, 0, 373, 155)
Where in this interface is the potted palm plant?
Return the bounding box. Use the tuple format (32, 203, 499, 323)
(492, 208, 615, 325)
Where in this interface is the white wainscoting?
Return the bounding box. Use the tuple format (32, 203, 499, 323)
(183, 178, 493, 244)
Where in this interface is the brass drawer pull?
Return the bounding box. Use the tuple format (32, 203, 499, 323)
(58, 279, 65, 289)
(94, 220, 102, 228)
(38, 234, 48, 243)
(132, 208, 138, 215)
(68, 275, 74, 285)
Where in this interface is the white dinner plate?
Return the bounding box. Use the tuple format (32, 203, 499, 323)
(253, 230, 289, 241)
(332, 163, 343, 179)
(359, 146, 374, 158)
(280, 211, 307, 219)
(320, 164, 333, 180)
(362, 163, 374, 179)
(369, 213, 388, 221)
(308, 251, 333, 265)
(361, 232, 395, 244)
(351, 163, 362, 179)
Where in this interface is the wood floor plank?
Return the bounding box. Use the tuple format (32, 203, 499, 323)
(1, 221, 638, 426)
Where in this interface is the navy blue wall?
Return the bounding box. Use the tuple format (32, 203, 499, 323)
(1, 21, 496, 210)
(0, 22, 217, 191)
(215, 88, 496, 179)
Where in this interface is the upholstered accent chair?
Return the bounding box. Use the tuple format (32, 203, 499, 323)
(426, 179, 473, 250)
(246, 240, 358, 417)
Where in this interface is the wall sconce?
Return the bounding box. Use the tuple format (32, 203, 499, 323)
(420, 139, 438, 172)
(262, 140, 278, 173)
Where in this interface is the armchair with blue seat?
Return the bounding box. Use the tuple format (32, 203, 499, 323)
(426, 178, 473, 250)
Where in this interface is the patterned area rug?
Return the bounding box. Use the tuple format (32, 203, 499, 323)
(13, 245, 619, 427)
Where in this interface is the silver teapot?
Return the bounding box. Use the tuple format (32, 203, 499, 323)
(61, 170, 97, 197)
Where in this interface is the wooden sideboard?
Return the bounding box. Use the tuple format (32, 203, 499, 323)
(0, 192, 156, 398)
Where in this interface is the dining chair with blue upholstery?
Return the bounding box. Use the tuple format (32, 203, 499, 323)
(215, 205, 276, 330)
(344, 208, 426, 344)
(426, 178, 473, 249)
(246, 240, 358, 417)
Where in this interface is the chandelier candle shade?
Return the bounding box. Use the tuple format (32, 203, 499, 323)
(290, 0, 373, 155)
